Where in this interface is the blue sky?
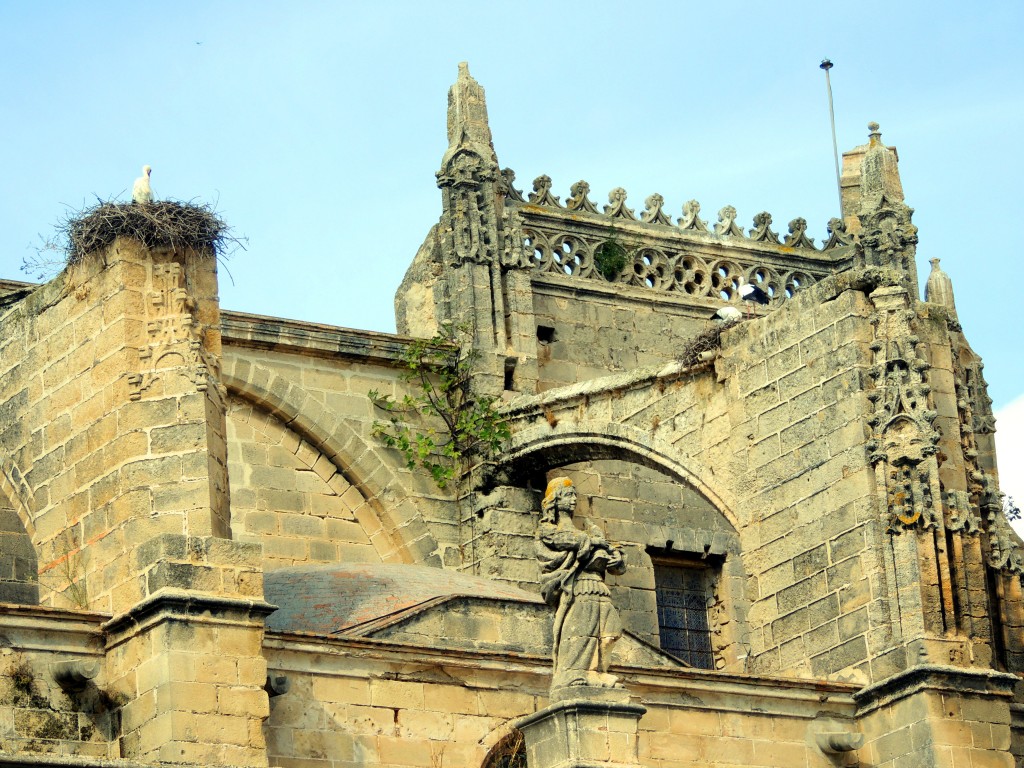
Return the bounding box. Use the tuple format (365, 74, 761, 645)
(2, 1, 1022, 506)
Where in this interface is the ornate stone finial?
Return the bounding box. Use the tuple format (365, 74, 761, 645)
(566, 180, 598, 213)
(713, 205, 743, 237)
(860, 121, 904, 208)
(749, 211, 780, 243)
(439, 61, 499, 184)
(446, 62, 495, 151)
(924, 258, 958, 318)
(823, 217, 854, 249)
(604, 188, 636, 220)
(529, 175, 563, 207)
(641, 193, 672, 225)
(783, 217, 816, 250)
(499, 168, 525, 202)
(678, 199, 708, 231)
(536, 477, 627, 692)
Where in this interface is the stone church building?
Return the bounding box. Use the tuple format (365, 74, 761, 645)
(0, 64, 1021, 767)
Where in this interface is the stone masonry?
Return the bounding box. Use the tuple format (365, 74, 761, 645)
(0, 63, 1020, 768)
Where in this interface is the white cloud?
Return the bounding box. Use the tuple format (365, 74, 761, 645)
(994, 395, 1024, 538)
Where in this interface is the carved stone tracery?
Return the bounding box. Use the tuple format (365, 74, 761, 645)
(865, 290, 941, 533)
(129, 261, 213, 401)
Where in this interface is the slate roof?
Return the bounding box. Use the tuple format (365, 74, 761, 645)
(263, 563, 541, 635)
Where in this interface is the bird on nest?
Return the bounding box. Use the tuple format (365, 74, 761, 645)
(132, 165, 153, 204)
(710, 283, 772, 323)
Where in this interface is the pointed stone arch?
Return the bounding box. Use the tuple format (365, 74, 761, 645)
(503, 420, 739, 532)
(0, 455, 35, 539)
(221, 357, 440, 566)
(0, 457, 39, 604)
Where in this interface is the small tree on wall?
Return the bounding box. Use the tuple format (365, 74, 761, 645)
(368, 323, 510, 491)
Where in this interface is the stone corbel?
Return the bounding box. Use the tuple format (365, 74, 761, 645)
(815, 731, 865, 754)
(50, 658, 100, 691)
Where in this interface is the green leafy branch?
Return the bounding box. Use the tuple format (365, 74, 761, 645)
(368, 323, 510, 491)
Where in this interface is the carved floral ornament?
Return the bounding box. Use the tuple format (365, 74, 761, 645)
(512, 174, 848, 252)
(865, 305, 942, 533)
(864, 300, 1024, 582)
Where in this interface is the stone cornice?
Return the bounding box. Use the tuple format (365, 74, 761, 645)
(101, 589, 277, 643)
(220, 309, 432, 364)
(853, 664, 1020, 715)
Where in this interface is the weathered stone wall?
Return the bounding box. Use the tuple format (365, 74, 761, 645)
(0, 497, 38, 605)
(263, 633, 861, 768)
(854, 667, 1017, 768)
(0, 607, 112, 759)
(219, 323, 458, 568)
(530, 278, 718, 392)
(714, 283, 883, 682)
(226, 397, 383, 569)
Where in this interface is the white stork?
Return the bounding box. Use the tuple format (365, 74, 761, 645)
(132, 165, 153, 204)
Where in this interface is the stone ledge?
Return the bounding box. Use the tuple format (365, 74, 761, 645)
(853, 663, 1020, 715)
(101, 589, 277, 641)
(221, 309, 428, 363)
(0, 755, 180, 768)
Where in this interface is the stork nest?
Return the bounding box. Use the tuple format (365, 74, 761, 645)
(35, 200, 244, 271)
(677, 318, 738, 367)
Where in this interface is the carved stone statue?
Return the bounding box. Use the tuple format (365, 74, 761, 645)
(536, 477, 626, 691)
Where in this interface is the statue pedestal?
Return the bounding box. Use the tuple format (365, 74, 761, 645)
(519, 687, 647, 768)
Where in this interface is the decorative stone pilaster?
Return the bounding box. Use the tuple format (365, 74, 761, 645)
(518, 688, 647, 768)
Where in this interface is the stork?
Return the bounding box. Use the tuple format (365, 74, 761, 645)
(738, 282, 770, 317)
(132, 165, 153, 204)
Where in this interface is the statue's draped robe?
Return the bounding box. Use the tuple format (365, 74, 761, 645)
(537, 522, 626, 687)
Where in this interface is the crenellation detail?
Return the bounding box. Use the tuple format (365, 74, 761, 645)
(823, 216, 855, 250)
(499, 167, 525, 202)
(529, 174, 563, 208)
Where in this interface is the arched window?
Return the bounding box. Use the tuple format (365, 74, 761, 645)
(482, 729, 526, 768)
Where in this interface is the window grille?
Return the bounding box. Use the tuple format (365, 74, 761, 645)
(653, 560, 715, 669)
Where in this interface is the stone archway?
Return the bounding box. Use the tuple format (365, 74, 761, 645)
(503, 420, 738, 531)
(221, 358, 441, 566)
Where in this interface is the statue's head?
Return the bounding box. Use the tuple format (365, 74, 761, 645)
(541, 477, 576, 523)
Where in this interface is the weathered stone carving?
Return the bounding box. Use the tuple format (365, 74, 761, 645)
(749, 212, 780, 244)
(499, 167, 525, 202)
(713, 205, 743, 237)
(678, 199, 708, 231)
(924, 258, 958, 319)
(784, 217, 816, 249)
(641, 193, 672, 226)
(823, 217, 854, 250)
(566, 180, 598, 213)
(536, 477, 626, 691)
(967, 363, 996, 435)
(604, 187, 636, 220)
(865, 288, 942, 533)
(529, 175, 562, 208)
(988, 513, 1024, 576)
(129, 261, 210, 401)
(945, 489, 981, 535)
